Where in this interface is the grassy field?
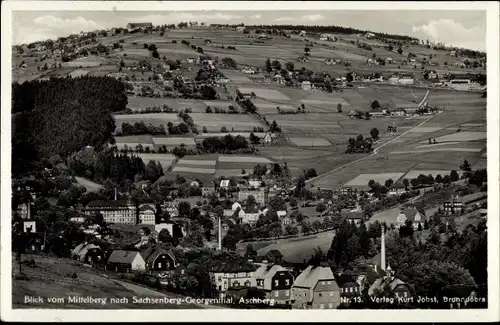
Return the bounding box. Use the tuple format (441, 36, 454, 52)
(344, 172, 406, 187)
(75, 177, 104, 192)
(190, 113, 262, 132)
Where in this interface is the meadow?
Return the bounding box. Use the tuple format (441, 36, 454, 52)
(190, 113, 262, 132)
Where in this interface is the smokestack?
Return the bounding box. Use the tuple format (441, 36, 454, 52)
(114, 188, 117, 201)
(27, 195, 31, 220)
(381, 225, 386, 271)
(218, 216, 222, 251)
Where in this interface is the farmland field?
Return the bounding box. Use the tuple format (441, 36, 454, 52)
(420, 131, 486, 143)
(256, 230, 336, 263)
(403, 169, 463, 180)
(344, 172, 406, 187)
(237, 87, 291, 101)
(152, 137, 196, 147)
(62, 56, 106, 67)
(218, 155, 272, 163)
(196, 132, 266, 139)
(190, 113, 262, 132)
(135, 153, 177, 171)
(172, 166, 216, 174)
(289, 137, 332, 147)
(113, 113, 180, 131)
(177, 158, 217, 166)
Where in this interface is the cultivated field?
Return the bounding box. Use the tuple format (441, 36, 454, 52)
(289, 137, 332, 147)
(62, 56, 107, 68)
(403, 169, 463, 180)
(135, 153, 177, 171)
(113, 113, 180, 131)
(344, 172, 406, 187)
(152, 137, 196, 147)
(190, 113, 261, 132)
(238, 87, 291, 101)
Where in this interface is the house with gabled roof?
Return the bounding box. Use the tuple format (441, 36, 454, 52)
(291, 265, 341, 309)
(140, 246, 177, 272)
(254, 264, 295, 305)
(106, 250, 146, 272)
(139, 204, 156, 225)
(396, 206, 426, 229)
(71, 242, 103, 264)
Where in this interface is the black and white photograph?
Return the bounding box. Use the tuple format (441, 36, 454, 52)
(1, 1, 499, 322)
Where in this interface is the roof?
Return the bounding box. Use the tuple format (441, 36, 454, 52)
(369, 276, 407, 295)
(400, 207, 425, 222)
(139, 204, 155, 213)
(391, 182, 406, 189)
(107, 250, 143, 265)
(86, 200, 132, 208)
(334, 274, 358, 286)
(341, 210, 364, 220)
(210, 262, 258, 273)
(72, 243, 100, 257)
(293, 265, 335, 289)
(140, 247, 176, 264)
(254, 264, 291, 290)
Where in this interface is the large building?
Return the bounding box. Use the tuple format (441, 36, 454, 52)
(238, 187, 268, 206)
(84, 200, 137, 225)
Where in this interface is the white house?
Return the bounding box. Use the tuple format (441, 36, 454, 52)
(139, 204, 156, 225)
(23, 220, 37, 233)
(299, 31, 307, 37)
(302, 81, 312, 91)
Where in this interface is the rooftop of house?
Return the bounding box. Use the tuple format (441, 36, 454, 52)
(139, 204, 156, 212)
(391, 182, 406, 189)
(293, 265, 335, 289)
(400, 206, 426, 221)
(140, 246, 175, 265)
(86, 200, 134, 208)
(210, 262, 258, 273)
(369, 276, 407, 295)
(107, 250, 142, 264)
(334, 274, 359, 286)
(254, 264, 290, 289)
(72, 243, 100, 256)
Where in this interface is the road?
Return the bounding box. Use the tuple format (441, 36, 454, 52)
(289, 111, 443, 190)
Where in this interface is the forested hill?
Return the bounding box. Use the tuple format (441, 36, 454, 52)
(12, 76, 126, 176)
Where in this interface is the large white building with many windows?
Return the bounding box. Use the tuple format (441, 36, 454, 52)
(83, 200, 137, 224)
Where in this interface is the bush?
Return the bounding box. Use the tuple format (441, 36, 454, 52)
(71, 272, 78, 279)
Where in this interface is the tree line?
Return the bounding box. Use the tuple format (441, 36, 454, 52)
(12, 77, 127, 176)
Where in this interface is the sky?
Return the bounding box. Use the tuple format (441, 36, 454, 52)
(12, 10, 487, 51)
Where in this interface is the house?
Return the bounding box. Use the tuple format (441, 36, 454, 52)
(265, 250, 284, 263)
(242, 67, 256, 74)
(385, 57, 393, 64)
(126, 22, 153, 31)
(291, 265, 341, 309)
(220, 180, 230, 188)
(335, 274, 361, 297)
(238, 187, 267, 206)
(25, 233, 46, 253)
(389, 182, 407, 195)
(209, 263, 258, 298)
(338, 187, 358, 196)
(396, 206, 426, 229)
(301, 81, 312, 91)
(155, 221, 186, 238)
(236, 26, 246, 32)
(392, 108, 407, 117)
(299, 31, 307, 37)
(341, 210, 364, 225)
(141, 247, 177, 272)
(202, 184, 216, 196)
(273, 74, 285, 84)
(368, 266, 412, 301)
(388, 75, 400, 84)
(254, 264, 295, 305)
(15, 203, 29, 219)
(23, 220, 37, 233)
(69, 215, 88, 223)
(71, 242, 103, 264)
(444, 195, 464, 215)
(399, 74, 414, 85)
(106, 250, 146, 272)
(280, 214, 293, 227)
(263, 132, 276, 145)
(83, 200, 137, 225)
(187, 57, 195, 64)
(139, 204, 156, 225)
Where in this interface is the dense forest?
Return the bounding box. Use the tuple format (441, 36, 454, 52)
(12, 77, 127, 176)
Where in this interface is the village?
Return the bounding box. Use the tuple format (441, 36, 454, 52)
(11, 20, 488, 310)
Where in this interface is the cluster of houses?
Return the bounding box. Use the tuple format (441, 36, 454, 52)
(210, 228, 413, 309)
